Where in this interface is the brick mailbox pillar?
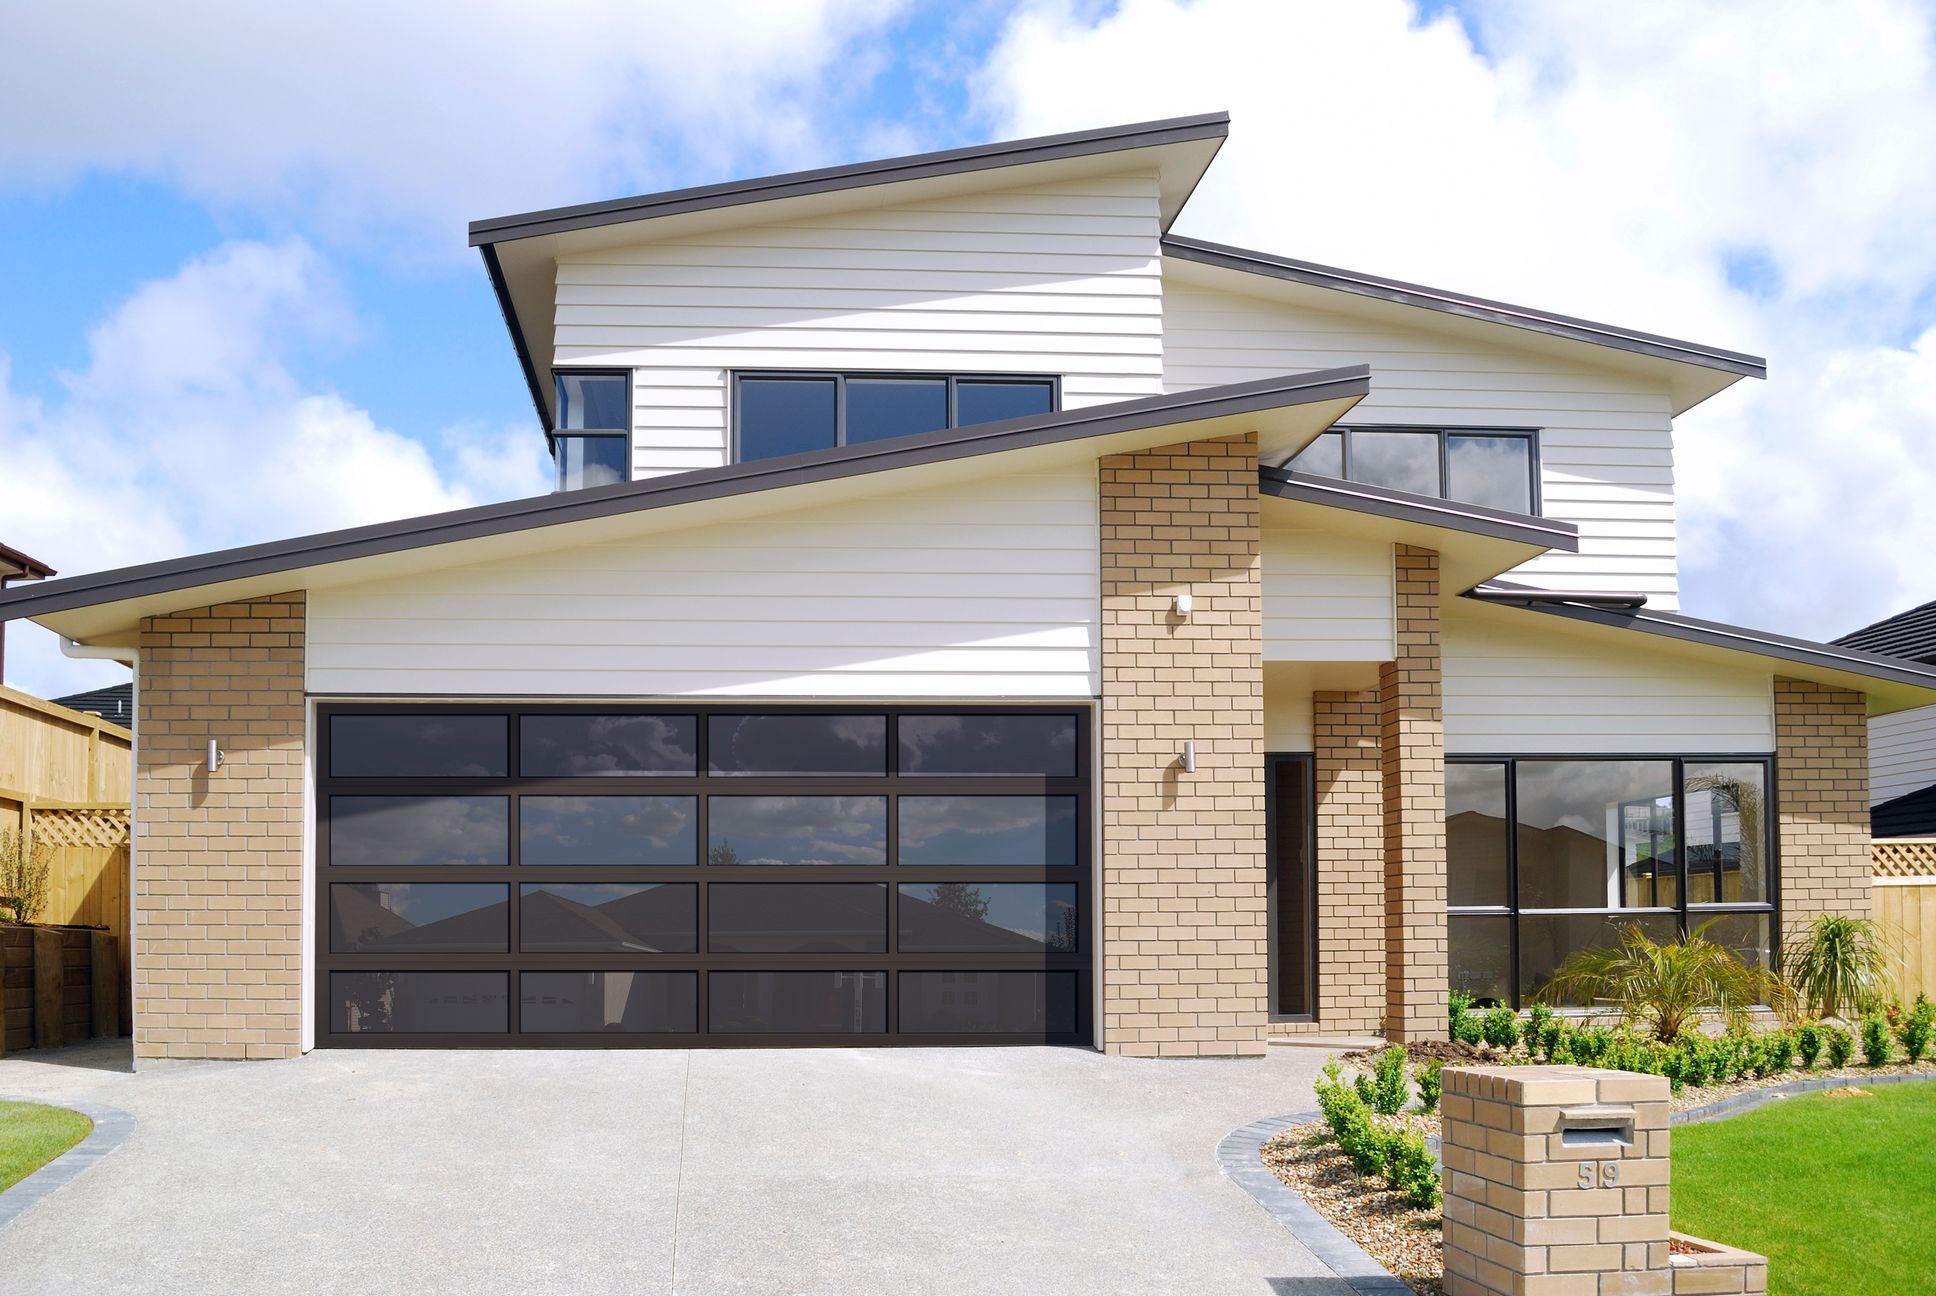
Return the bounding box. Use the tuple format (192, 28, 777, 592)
(1441, 1065, 1766, 1295)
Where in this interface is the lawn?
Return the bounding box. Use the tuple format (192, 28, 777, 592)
(1672, 1083, 1936, 1296)
(0, 1101, 92, 1192)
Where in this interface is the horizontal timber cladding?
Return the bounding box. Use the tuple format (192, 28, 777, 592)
(1161, 276, 1684, 606)
(550, 172, 1167, 479)
(315, 702, 1091, 1048)
(303, 464, 1100, 699)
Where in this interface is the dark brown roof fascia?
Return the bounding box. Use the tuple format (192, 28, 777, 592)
(1473, 594, 1936, 692)
(1258, 468, 1581, 552)
(1162, 234, 1768, 380)
(470, 112, 1231, 247)
(0, 541, 55, 580)
(0, 364, 1367, 624)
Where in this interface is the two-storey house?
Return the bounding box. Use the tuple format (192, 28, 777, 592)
(6, 113, 1934, 1061)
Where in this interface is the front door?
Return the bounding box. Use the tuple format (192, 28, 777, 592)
(1267, 753, 1316, 1020)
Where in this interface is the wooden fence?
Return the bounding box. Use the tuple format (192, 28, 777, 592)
(1874, 838, 1936, 1003)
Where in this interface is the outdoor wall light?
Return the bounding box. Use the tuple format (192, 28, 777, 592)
(1181, 739, 1196, 774)
(207, 738, 225, 773)
(1173, 591, 1193, 618)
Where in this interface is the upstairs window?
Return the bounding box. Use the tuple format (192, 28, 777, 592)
(1289, 426, 1539, 514)
(553, 371, 630, 491)
(733, 372, 1057, 464)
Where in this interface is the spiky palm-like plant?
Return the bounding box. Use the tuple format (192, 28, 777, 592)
(1784, 914, 1892, 1023)
(1537, 920, 1786, 1043)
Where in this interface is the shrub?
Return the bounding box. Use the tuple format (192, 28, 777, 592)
(1764, 1030, 1796, 1074)
(1862, 1013, 1893, 1068)
(1416, 1059, 1444, 1113)
(1384, 1128, 1442, 1209)
(1785, 915, 1891, 1022)
(1538, 920, 1784, 1042)
(1826, 1024, 1856, 1068)
(1481, 1005, 1521, 1050)
(1524, 1003, 1555, 1055)
(1900, 994, 1934, 1065)
(1572, 1025, 1613, 1066)
(1448, 991, 1477, 1042)
(1366, 1045, 1409, 1116)
(0, 829, 52, 923)
(1548, 1023, 1575, 1064)
(1797, 1021, 1823, 1070)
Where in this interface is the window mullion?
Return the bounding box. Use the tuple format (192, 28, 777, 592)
(1505, 757, 1521, 1009)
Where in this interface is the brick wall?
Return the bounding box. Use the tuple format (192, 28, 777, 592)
(136, 592, 305, 1061)
(1097, 433, 1267, 1057)
(1382, 545, 1447, 1042)
(1299, 690, 1385, 1035)
(1775, 676, 1870, 950)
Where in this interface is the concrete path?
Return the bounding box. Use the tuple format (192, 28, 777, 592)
(0, 1039, 1352, 1295)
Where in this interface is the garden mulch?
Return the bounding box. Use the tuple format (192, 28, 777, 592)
(1262, 1055, 1936, 1292)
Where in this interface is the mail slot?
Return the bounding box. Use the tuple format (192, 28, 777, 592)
(1557, 1104, 1635, 1147)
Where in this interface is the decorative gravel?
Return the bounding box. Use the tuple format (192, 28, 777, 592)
(1260, 1122, 1443, 1296)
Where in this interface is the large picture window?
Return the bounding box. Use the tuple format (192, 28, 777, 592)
(1288, 426, 1539, 514)
(1447, 756, 1775, 1007)
(732, 371, 1057, 463)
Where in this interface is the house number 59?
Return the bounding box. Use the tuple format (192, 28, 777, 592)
(1577, 1161, 1620, 1188)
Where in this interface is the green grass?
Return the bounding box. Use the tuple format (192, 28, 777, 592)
(1672, 1083, 1936, 1295)
(0, 1101, 92, 1192)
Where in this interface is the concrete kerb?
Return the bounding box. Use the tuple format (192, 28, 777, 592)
(1215, 1111, 1412, 1296)
(1220, 1074, 1936, 1292)
(0, 1096, 136, 1230)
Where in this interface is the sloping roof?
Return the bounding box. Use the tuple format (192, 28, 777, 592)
(0, 541, 55, 581)
(0, 365, 1368, 637)
(1874, 783, 1936, 838)
(1833, 598, 1936, 665)
(1259, 468, 1581, 552)
(49, 682, 132, 727)
(1161, 235, 1766, 381)
(1464, 587, 1936, 712)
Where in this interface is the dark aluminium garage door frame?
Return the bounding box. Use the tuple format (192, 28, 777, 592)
(314, 701, 1092, 1048)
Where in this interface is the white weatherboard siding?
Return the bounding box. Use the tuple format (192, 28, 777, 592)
(1264, 689, 1315, 753)
(1263, 530, 1393, 662)
(1163, 277, 1681, 607)
(1872, 704, 1936, 803)
(554, 175, 1165, 479)
(306, 467, 1099, 697)
(1442, 607, 1774, 754)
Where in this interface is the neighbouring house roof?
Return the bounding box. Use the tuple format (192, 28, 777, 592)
(0, 541, 55, 581)
(49, 682, 132, 727)
(1832, 597, 1936, 665)
(1161, 236, 1766, 382)
(0, 365, 1369, 645)
(1873, 783, 1936, 838)
(472, 112, 1231, 432)
(1463, 583, 1936, 715)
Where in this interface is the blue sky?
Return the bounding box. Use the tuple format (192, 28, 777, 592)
(4, 0, 1936, 699)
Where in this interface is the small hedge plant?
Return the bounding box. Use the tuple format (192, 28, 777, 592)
(1316, 1060, 1440, 1209)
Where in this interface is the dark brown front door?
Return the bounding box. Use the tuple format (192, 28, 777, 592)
(1267, 754, 1316, 1020)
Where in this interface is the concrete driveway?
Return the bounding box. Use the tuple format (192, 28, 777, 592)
(0, 1040, 1348, 1295)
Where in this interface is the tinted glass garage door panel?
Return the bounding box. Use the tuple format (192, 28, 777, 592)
(317, 705, 1088, 1048)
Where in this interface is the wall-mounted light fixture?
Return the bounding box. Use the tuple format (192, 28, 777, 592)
(1173, 591, 1193, 618)
(1181, 739, 1196, 774)
(206, 738, 225, 773)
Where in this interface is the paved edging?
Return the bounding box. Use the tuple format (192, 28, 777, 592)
(1671, 1071, 1936, 1126)
(0, 1096, 135, 1229)
(1215, 1111, 1412, 1296)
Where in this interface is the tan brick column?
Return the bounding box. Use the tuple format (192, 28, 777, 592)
(136, 592, 305, 1061)
(1381, 544, 1447, 1042)
(1098, 433, 1266, 1057)
(1311, 690, 1384, 1034)
(1774, 676, 1870, 950)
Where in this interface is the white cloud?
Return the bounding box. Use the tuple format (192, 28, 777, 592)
(0, 0, 908, 255)
(0, 238, 546, 697)
(976, 0, 1936, 639)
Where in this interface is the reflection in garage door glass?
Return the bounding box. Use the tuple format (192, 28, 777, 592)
(520, 883, 698, 952)
(706, 714, 886, 776)
(521, 971, 697, 1032)
(896, 796, 1077, 866)
(898, 714, 1078, 776)
(709, 971, 887, 1033)
(519, 714, 698, 777)
(328, 797, 508, 868)
(520, 796, 697, 866)
(329, 883, 508, 953)
(706, 796, 886, 866)
(331, 971, 509, 1033)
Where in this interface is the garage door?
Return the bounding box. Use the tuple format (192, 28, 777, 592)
(316, 705, 1089, 1047)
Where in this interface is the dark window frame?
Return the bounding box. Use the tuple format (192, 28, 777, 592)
(316, 702, 1091, 1049)
(1265, 752, 1319, 1023)
(729, 370, 1061, 463)
(1447, 753, 1780, 1009)
(551, 367, 632, 490)
(1294, 424, 1543, 514)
